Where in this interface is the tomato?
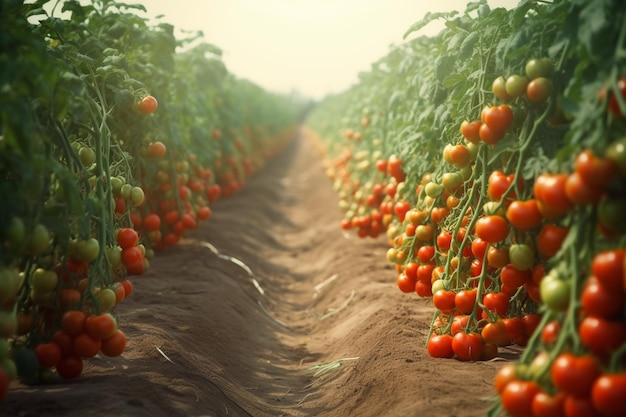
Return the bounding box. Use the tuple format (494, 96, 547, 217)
(101, 329, 127, 357)
(482, 292, 509, 317)
(73, 332, 102, 358)
(441, 172, 463, 191)
(488, 171, 519, 202)
(25, 223, 50, 255)
(598, 197, 626, 234)
(526, 77, 552, 103)
(430, 207, 449, 224)
(436, 230, 452, 251)
(85, 313, 117, 340)
(501, 379, 540, 417)
(61, 310, 86, 336)
(592, 372, 626, 417)
(482, 104, 514, 133)
(531, 391, 566, 417)
(433, 289, 456, 314)
(481, 320, 507, 345)
(506, 199, 542, 230)
(508, 244, 535, 271)
(605, 137, 626, 176)
(487, 246, 509, 269)
(492, 76, 512, 101)
(533, 173, 573, 218)
(393, 201, 410, 222)
(525, 58, 553, 79)
(541, 320, 560, 346)
(581, 276, 625, 319)
(451, 331, 483, 361)
(579, 316, 626, 359)
(503, 316, 524, 343)
(56, 356, 83, 379)
(551, 353, 601, 397)
(74, 237, 100, 263)
(454, 288, 477, 314)
(522, 314, 541, 338)
(116, 228, 138, 249)
(415, 280, 433, 297)
(78, 146, 96, 166)
(539, 273, 570, 312)
(397, 273, 416, 293)
(138, 95, 158, 114)
(479, 122, 504, 145)
(460, 120, 482, 144)
(427, 334, 454, 358)
(96, 288, 117, 312)
(475, 215, 509, 244)
(34, 342, 62, 368)
(501, 264, 531, 288)
(129, 186, 145, 207)
(564, 172, 603, 205)
(495, 363, 517, 394)
(563, 395, 603, 417)
(417, 245, 435, 263)
(147, 141, 167, 158)
(121, 279, 133, 298)
(121, 246, 143, 268)
(505, 74, 529, 98)
(575, 149, 617, 187)
(448, 144, 471, 169)
(591, 249, 625, 293)
(537, 223, 568, 258)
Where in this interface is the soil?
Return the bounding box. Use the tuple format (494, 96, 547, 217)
(2, 129, 519, 417)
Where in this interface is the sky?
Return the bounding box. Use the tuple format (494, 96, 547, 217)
(135, 0, 520, 100)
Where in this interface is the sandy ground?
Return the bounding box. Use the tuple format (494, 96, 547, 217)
(1, 129, 517, 417)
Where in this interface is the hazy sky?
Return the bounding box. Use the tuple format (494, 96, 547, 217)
(139, 0, 520, 99)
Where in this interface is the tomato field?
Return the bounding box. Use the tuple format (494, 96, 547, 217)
(2, 0, 626, 416)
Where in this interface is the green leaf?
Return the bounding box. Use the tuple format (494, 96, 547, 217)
(403, 11, 457, 40)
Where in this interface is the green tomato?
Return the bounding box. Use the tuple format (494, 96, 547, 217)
(424, 182, 444, 198)
(509, 244, 535, 271)
(505, 74, 529, 98)
(78, 147, 96, 166)
(431, 279, 445, 294)
(30, 268, 58, 293)
(74, 237, 100, 263)
(598, 197, 626, 232)
(539, 274, 570, 312)
(525, 58, 553, 79)
(606, 138, 626, 177)
(25, 223, 51, 256)
(5, 217, 25, 246)
(0, 267, 21, 305)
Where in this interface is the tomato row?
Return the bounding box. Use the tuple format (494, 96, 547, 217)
(307, 0, 626, 415)
(0, 0, 302, 400)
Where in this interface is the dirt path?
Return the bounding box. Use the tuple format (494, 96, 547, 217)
(3, 130, 515, 417)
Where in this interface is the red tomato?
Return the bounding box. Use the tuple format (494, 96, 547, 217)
(397, 273, 417, 293)
(433, 290, 456, 314)
(537, 223, 568, 258)
(73, 332, 102, 358)
(56, 356, 83, 379)
(551, 353, 601, 397)
(482, 104, 514, 133)
(591, 249, 626, 292)
(61, 310, 86, 336)
(531, 390, 566, 417)
(100, 329, 127, 357)
(481, 320, 507, 345)
(147, 141, 167, 158)
(581, 276, 625, 319)
(575, 149, 617, 188)
(579, 316, 626, 359)
(116, 228, 138, 249)
(501, 379, 540, 417)
(563, 395, 604, 417)
(533, 173, 573, 218)
(138, 95, 158, 115)
(506, 199, 543, 230)
(475, 215, 509, 244)
(564, 172, 603, 205)
(460, 120, 482, 144)
(417, 245, 436, 263)
(495, 363, 517, 394)
(436, 230, 452, 251)
(427, 334, 454, 358)
(451, 331, 483, 361)
(85, 313, 117, 340)
(454, 288, 477, 315)
(34, 342, 62, 368)
(483, 292, 510, 317)
(592, 372, 626, 417)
